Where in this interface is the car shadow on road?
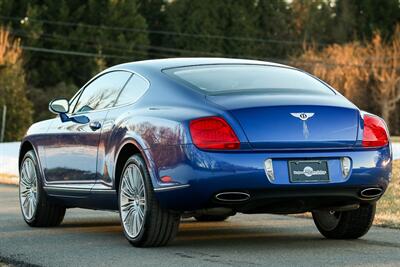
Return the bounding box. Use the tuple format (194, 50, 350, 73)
(59, 213, 121, 229)
(55, 214, 392, 251)
(59, 220, 121, 228)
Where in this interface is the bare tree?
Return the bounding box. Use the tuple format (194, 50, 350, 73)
(367, 26, 400, 125)
(295, 42, 369, 108)
(0, 27, 32, 141)
(295, 25, 400, 129)
(0, 27, 21, 65)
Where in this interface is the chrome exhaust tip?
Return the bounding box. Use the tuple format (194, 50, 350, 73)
(360, 188, 383, 199)
(215, 192, 250, 202)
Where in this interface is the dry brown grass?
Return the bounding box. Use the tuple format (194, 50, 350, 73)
(375, 160, 400, 228)
(0, 173, 18, 185)
(391, 136, 400, 142)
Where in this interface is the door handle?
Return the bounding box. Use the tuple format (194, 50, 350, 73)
(89, 121, 102, 131)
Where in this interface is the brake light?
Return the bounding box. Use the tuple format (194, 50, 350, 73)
(189, 117, 240, 150)
(362, 115, 389, 147)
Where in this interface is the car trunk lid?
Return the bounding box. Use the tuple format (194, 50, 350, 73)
(207, 93, 360, 149)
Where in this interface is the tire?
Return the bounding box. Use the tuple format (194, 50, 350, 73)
(194, 215, 231, 222)
(118, 154, 180, 247)
(312, 203, 376, 239)
(19, 150, 66, 227)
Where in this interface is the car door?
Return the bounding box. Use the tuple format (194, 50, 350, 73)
(93, 73, 150, 190)
(43, 71, 132, 190)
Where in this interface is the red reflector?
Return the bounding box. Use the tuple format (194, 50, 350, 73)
(362, 115, 389, 147)
(160, 176, 173, 183)
(189, 117, 240, 150)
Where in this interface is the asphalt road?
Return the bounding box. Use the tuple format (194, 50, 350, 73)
(1, 185, 400, 267)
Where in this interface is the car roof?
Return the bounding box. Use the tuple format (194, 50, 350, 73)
(110, 57, 287, 72)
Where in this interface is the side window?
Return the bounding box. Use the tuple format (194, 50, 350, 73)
(114, 74, 149, 107)
(74, 71, 132, 113)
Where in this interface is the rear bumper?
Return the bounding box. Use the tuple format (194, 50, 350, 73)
(150, 144, 392, 212)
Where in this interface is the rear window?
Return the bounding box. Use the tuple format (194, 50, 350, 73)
(164, 64, 334, 95)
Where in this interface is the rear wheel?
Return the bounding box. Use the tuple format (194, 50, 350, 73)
(312, 203, 376, 239)
(118, 154, 180, 247)
(194, 215, 231, 222)
(19, 150, 66, 227)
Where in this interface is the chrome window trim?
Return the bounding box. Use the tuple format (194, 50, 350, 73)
(162, 63, 337, 96)
(113, 72, 151, 108)
(70, 68, 150, 116)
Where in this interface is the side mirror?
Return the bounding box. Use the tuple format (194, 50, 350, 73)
(49, 98, 89, 124)
(49, 98, 69, 114)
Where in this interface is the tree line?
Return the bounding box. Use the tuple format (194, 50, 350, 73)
(0, 0, 399, 141)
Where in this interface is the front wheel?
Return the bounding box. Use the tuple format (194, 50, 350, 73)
(118, 154, 180, 247)
(19, 150, 66, 227)
(312, 203, 376, 239)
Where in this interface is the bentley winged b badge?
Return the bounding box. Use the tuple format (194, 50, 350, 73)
(290, 113, 315, 139)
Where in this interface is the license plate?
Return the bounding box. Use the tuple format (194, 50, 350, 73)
(288, 160, 329, 183)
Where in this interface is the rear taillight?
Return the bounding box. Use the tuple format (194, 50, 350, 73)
(362, 115, 389, 148)
(189, 117, 240, 150)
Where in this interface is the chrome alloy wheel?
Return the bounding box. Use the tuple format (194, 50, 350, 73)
(19, 158, 38, 220)
(120, 164, 147, 239)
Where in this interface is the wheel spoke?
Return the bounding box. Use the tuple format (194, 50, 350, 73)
(20, 158, 38, 220)
(20, 179, 29, 189)
(20, 172, 30, 187)
(138, 197, 146, 206)
(133, 168, 141, 190)
(138, 182, 144, 196)
(126, 171, 135, 195)
(121, 201, 133, 212)
(21, 167, 30, 185)
(120, 163, 147, 239)
(26, 196, 32, 218)
(32, 196, 37, 208)
(121, 187, 131, 200)
(29, 198, 35, 218)
(22, 195, 29, 208)
(21, 189, 30, 197)
(123, 207, 133, 225)
(28, 160, 34, 179)
(134, 212, 140, 235)
(137, 206, 144, 220)
(132, 212, 137, 235)
(25, 161, 32, 182)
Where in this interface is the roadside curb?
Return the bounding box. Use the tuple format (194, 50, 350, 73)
(0, 175, 18, 186)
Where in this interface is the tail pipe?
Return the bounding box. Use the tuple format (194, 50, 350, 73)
(215, 192, 250, 202)
(360, 187, 383, 199)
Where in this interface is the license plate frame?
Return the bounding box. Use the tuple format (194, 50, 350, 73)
(288, 160, 330, 183)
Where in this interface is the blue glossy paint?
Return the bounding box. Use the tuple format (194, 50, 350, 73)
(152, 144, 391, 210)
(20, 58, 392, 213)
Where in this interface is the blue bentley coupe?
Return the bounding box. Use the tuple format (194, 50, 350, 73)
(19, 58, 391, 247)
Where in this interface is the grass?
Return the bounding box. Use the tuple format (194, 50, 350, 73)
(0, 173, 16, 179)
(0, 173, 18, 185)
(390, 136, 400, 142)
(375, 159, 400, 228)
